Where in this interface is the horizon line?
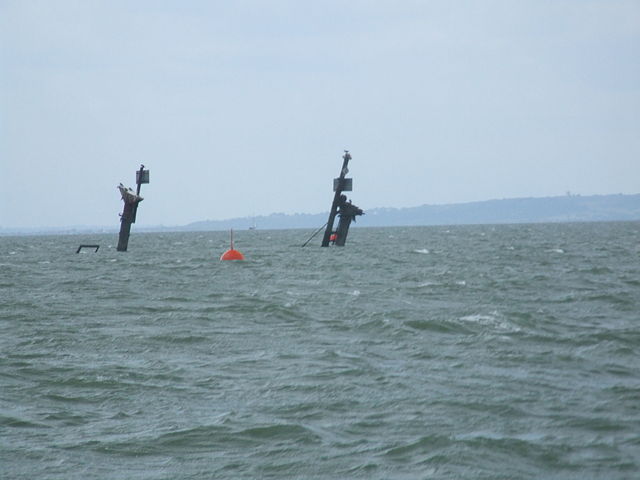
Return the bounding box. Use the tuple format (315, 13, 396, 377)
(1, 192, 639, 233)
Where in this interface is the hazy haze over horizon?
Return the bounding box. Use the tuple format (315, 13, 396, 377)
(1, 0, 639, 228)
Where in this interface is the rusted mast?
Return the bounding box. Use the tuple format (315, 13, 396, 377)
(321, 151, 363, 246)
(116, 164, 149, 252)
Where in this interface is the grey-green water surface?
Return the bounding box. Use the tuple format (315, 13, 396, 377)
(1, 223, 639, 479)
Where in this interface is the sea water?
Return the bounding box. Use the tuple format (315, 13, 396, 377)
(1, 223, 639, 479)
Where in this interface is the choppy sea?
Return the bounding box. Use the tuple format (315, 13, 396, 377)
(1, 223, 639, 479)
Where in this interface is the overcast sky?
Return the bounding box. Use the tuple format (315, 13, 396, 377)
(1, 0, 639, 228)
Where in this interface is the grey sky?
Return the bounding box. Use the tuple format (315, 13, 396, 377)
(1, 0, 639, 228)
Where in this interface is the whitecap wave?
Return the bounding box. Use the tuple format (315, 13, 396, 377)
(459, 311, 520, 332)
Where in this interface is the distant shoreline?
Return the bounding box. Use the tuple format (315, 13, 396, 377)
(2, 193, 639, 236)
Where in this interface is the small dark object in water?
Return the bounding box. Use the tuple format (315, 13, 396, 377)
(76, 244, 100, 253)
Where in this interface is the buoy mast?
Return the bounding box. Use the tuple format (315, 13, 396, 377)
(220, 229, 245, 260)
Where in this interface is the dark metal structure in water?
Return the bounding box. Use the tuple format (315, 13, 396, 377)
(321, 151, 364, 247)
(116, 165, 149, 252)
(76, 244, 100, 253)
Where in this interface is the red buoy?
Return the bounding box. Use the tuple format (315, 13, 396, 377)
(220, 229, 245, 261)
